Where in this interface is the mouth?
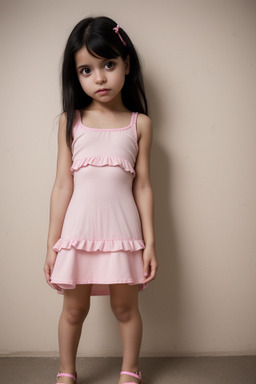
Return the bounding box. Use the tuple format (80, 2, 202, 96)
(96, 88, 110, 95)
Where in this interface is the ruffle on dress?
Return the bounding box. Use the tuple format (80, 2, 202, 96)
(53, 238, 145, 253)
(50, 248, 147, 296)
(70, 156, 135, 176)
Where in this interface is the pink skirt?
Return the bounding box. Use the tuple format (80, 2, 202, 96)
(50, 248, 147, 296)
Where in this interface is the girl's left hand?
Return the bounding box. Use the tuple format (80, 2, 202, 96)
(143, 244, 158, 284)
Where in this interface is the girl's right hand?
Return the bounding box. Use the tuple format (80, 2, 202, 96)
(44, 249, 61, 291)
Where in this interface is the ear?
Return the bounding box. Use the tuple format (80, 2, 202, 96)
(124, 55, 130, 75)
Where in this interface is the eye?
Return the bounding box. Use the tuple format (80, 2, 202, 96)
(105, 61, 115, 70)
(81, 67, 91, 75)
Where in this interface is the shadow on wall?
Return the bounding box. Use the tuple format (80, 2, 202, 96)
(140, 77, 184, 355)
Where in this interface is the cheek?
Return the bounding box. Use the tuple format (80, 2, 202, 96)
(78, 77, 91, 94)
(112, 70, 126, 87)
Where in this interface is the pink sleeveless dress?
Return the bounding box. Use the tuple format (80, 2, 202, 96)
(50, 111, 146, 295)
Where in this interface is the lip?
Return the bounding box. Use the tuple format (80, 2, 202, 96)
(96, 88, 110, 95)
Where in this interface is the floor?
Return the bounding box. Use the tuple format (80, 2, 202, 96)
(0, 356, 256, 384)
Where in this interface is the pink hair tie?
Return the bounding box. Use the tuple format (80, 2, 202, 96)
(113, 25, 127, 46)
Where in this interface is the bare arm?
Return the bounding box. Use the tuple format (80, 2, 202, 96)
(133, 114, 158, 284)
(44, 113, 74, 289)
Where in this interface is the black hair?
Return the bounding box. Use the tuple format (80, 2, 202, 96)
(61, 16, 148, 149)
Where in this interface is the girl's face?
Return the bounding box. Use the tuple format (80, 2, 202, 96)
(75, 46, 130, 105)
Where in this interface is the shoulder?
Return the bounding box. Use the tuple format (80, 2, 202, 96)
(58, 111, 79, 131)
(58, 112, 78, 149)
(136, 113, 152, 142)
(137, 113, 152, 128)
(58, 112, 67, 133)
(54, 112, 73, 187)
(57, 112, 71, 152)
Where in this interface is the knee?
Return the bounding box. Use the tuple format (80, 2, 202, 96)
(64, 305, 89, 326)
(111, 302, 134, 323)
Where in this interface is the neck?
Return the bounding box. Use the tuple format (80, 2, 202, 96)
(89, 94, 126, 113)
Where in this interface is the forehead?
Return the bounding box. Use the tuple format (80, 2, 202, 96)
(74, 46, 100, 66)
(74, 46, 124, 69)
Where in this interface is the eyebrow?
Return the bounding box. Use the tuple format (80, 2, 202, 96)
(76, 64, 89, 71)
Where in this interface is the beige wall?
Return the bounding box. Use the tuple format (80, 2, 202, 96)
(0, 0, 256, 356)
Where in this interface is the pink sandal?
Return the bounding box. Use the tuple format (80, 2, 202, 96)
(120, 370, 142, 384)
(56, 372, 77, 384)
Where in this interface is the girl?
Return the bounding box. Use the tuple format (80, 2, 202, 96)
(44, 16, 158, 384)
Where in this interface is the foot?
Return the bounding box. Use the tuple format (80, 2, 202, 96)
(118, 370, 142, 384)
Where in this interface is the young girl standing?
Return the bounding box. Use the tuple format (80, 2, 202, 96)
(44, 16, 158, 384)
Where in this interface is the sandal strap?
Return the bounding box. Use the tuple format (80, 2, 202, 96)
(57, 372, 77, 382)
(120, 370, 142, 380)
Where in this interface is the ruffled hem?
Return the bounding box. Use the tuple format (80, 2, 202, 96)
(50, 248, 147, 296)
(53, 238, 145, 253)
(55, 282, 147, 296)
(70, 156, 135, 176)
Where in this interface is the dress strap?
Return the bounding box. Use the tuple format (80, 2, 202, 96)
(131, 111, 138, 126)
(75, 110, 82, 124)
(131, 112, 139, 146)
(71, 111, 81, 142)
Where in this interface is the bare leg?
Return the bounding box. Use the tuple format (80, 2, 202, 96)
(110, 284, 142, 384)
(57, 285, 92, 384)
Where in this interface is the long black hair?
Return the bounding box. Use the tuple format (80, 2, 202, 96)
(61, 16, 148, 149)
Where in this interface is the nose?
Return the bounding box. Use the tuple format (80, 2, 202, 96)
(95, 69, 106, 84)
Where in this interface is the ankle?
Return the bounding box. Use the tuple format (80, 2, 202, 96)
(59, 367, 76, 375)
(56, 371, 77, 384)
(119, 369, 142, 384)
(121, 367, 140, 374)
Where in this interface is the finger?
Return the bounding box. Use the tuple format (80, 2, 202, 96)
(143, 260, 150, 279)
(45, 267, 53, 284)
(144, 273, 155, 284)
(49, 282, 61, 291)
(143, 264, 158, 284)
(44, 266, 60, 291)
(44, 268, 51, 284)
(47, 277, 61, 291)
